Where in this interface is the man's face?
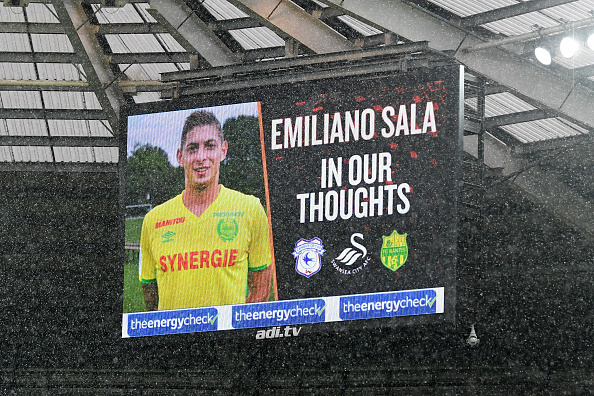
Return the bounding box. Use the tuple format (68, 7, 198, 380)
(177, 125, 228, 191)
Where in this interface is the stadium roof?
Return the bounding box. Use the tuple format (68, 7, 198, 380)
(0, 0, 592, 237)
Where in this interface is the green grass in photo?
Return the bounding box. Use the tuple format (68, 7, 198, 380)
(124, 218, 145, 313)
(123, 259, 146, 313)
(125, 218, 143, 243)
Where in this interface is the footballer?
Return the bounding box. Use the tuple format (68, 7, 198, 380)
(139, 110, 273, 311)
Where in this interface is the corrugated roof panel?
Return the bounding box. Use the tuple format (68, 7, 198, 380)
(31, 34, 74, 53)
(0, 5, 25, 22)
(119, 63, 180, 80)
(482, 12, 559, 36)
(133, 92, 162, 103)
(0, 91, 42, 108)
(94, 146, 118, 163)
(427, 0, 518, 18)
(54, 146, 94, 163)
(12, 145, 52, 162)
(229, 27, 285, 50)
(135, 3, 157, 23)
(202, 0, 249, 20)
(93, 3, 144, 24)
(37, 63, 87, 81)
(484, 92, 536, 117)
(6, 119, 47, 136)
(156, 33, 187, 52)
(336, 15, 382, 36)
(0, 62, 36, 80)
(0, 146, 12, 162)
(553, 48, 594, 69)
(0, 119, 7, 135)
(25, 3, 60, 23)
(48, 119, 113, 137)
(48, 119, 89, 137)
(556, 117, 590, 135)
(464, 96, 477, 111)
(500, 117, 588, 143)
(105, 34, 165, 53)
(42, 91, 102, 110)
(0, 33, 31, 52)
(87, 120, 113, 137)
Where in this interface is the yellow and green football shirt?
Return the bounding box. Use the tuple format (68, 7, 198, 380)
(139, 185, 272, 311)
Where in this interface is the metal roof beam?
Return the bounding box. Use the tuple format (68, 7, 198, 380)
(516, 133, 594, 154)
(331, 0, 594, 129)
(573, 64, 594, 79)
(161, 41, 430, 83)
(238, 46, 286, 62)
(0, 162, 117, 172)
(0, 80, 89, 91)
(208, 17, 260, 32)
(0, 109, 106, 120)
(97, 23, 169, 35)
(54, 0, 122, 133)
(149, 0, 238, 67)
(109, 52, 190, 64)
(0, 136, 117, 146)
(0, 22, 64, 34)
(461, 0, 577, 28)
(484, 109, 553, 129)
(0, 52, 78, 63)
(464, 132, 594, 240)
(237, 0, 356, 54)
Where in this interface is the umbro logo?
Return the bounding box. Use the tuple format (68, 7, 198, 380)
(161, 230, 176, 243)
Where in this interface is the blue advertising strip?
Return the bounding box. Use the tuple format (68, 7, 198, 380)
(126, 307, 218, 337)
(339, 289, 438, 321)
(232, 299, 326, 329)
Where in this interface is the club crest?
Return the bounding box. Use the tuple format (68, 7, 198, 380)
(381, 230, 408, 271)
(332, 233, 370, 275)
(217, 218, 238, 242)
(293, 238, 325, 278)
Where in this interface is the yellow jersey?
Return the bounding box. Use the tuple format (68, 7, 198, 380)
(139, 185, 271, 310)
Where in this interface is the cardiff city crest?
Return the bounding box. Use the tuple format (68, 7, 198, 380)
(381, 230, 408, 271)
(293, 238, 325, 278)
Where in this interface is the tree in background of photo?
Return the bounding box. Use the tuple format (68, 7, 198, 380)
(126, 144, 184, 207)
(220, 115, 266, 204)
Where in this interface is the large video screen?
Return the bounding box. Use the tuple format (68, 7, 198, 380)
(122, 65, 462, 338)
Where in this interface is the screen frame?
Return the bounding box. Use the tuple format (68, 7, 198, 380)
(119, 61, 464, 340)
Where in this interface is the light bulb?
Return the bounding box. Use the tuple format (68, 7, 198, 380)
(535, 47, 552, 65)
(559, 37, 579, 58)
(587, 33, 594, 50)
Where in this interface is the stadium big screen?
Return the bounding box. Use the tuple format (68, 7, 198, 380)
(121, 64, 463, 338)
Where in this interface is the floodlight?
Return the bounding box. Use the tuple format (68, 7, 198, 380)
(559, 36, 579, 58)
(587, 33, 594, 50)
(534, 47, 552, 65)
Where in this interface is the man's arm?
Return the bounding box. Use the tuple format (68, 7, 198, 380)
(142, 282, 159, 311)
(246, 266, 272, 303)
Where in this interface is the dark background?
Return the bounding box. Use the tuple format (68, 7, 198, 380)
(1, 154, 592, 393)
(1, 68, 592, 396)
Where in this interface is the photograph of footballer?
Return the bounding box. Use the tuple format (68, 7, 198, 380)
(136, 108, 274, 311)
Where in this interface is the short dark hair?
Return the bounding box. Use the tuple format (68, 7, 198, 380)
(180, 110, 224, 149)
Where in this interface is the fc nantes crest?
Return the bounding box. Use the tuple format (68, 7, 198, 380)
(381, 230, 408, 271)
(217, 218, 238, 242)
